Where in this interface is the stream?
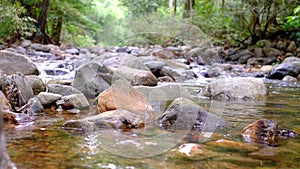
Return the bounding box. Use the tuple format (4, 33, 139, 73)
(4, 76, 300, 168)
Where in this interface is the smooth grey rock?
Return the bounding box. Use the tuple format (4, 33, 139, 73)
(282, 75, 298, 82)
(65, 48, 79, 55)
(201, 77, 267, 100)
(62, 109, 145, 131)
(48, 84, 82, 96)
(22, 97, 44, 115)
(72, 60, 112, 98)
(162, 66, 196, 82)
(37, 92, 62, 106)
(158, 98, 223, 130)
(56, 94, 89, 110)
(112, 66, 158, 86)
(0, 50, 39, 75)
(267, 62, 300, 80)
(26, 75, 46, 95)
(101, 53, 149, 70)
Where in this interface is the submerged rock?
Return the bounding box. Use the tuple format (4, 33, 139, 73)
(200, 77, 267, 100)
(158, 98, 223, 130)
(242, 119, 298, 146)
(63, 109, 145, 131)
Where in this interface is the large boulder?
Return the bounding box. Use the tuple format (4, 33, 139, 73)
(72, 60, 112, 98)
(112, 66, 158, 86)
(0, 72, 34, 109)
(0, 50, 39, 75)
(267, 57, 300, 80)
(62, 109, 145, 131)
(158, 98, 223, 130)
(200, 77, 267, 100)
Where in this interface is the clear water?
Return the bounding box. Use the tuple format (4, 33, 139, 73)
(4, 81, 300, 169)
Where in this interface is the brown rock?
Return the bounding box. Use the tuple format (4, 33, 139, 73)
(97, 82, 153, 114)
(242, 119, 278, 145)
(287, 41, 297, 53)
(152, 48, 176, 59)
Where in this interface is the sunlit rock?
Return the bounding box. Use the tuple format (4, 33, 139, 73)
(97, 83, 153, 113)
(200, 77, 267, 100)
(178, 143, 203, 156)
(37, 92, 62, 106)
(63, 109, 145, 131)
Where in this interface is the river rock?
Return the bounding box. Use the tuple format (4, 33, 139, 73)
(184, 47, 215, 65)
(200, 77, 267, 100)
(161, 66, 196, 82)
(178, 143, 203, 157)
(0, 50, 39, 75)
(144, 61, 166, 77)
(152, 48, 177, 59)
(97, 81, 153, 113)
(56, 94, 89, 110)
(0, 72, 34, 109)
(21, 97, 44, 116)
(158, 98, 222, 130)
(134, 83, 192, 103)
(37, 92, 62, 106)
(65, 48, 79, 55)
(267, 57, 300, 80)
(26, 75, 46, 95)
(63, 109, 145, 131)
(282, 75, 298, 82)
(287, 41, 297, 53)
(226, 49, 253, 62)
(48, 84, 82, 96)
(0, 112, 15, 169)
(101, 53, 149, 70)
(72, 60, 112, 98)
(112, 66, 158, 86)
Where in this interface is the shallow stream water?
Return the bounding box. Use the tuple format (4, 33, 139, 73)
(4, 79, 300, 169)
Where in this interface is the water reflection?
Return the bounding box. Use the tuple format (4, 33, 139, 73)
(4, 81, 300, 168)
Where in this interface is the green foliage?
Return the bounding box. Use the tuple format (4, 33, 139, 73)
(284, 5, 300, 29)
(0, 1, 36, 41)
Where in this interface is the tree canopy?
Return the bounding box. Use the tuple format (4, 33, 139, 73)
(0, 0, 299, 47)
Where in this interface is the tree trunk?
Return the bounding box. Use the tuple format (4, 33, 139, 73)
(183, 0, 195, 18)
(33, 0, 53, 44)
(51, 16, 63, 45)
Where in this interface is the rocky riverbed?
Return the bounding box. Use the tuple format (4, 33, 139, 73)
(1, 39, 300, 168)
